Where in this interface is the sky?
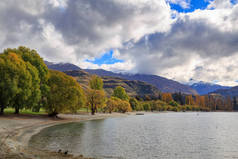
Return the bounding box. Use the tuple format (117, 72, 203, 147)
(0, 0, 238, 86)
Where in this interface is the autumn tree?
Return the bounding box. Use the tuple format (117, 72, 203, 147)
(185, 95, 194, 105)
(115, 97, 132, 113)
(113, 86, 129, 101)
(224, 97, 232, 111)
(162, 93, 173, 103)
(105, 97, 118, 113)
(46, 70, 85, 117)
(0, 52, 41, 114)
(4, 46, 49, 112)
(87, 75, 105, 115)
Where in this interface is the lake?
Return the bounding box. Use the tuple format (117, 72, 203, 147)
(29, 113, 238, 159)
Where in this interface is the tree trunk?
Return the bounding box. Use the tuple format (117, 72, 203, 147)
(48, 111, 58, 118)
(15, 107, 19, 114)
(91, 105, 95, 115)
(0, 107, 4, 115)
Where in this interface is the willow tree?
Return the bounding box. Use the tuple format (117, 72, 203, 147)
(87, 75, 105, 115)
(46, 70, 85, 117)
(112, 86, 129, 101)
(0, 52, 41, 114)
(0, 53, 19, 114)
(4, 46, 49, 111)
(129, 97, 139, 110)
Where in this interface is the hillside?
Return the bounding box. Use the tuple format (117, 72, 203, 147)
(45, 61, 197, 94)
(45, 61, 81, 72)
(64, 70, 161, 97)
(190, 81, 230, 95)
(84, 69, 197, 94)
(211, 86, 238, 97)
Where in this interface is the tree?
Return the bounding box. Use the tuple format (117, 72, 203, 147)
(115, 98, 132, 113)
(105, 97, 118, 113)
(185, 95, 194, 105)
(113, 86, 129, 101)
(173, 92, 183, 105)
(162, 93, 173, 103)
(89, 75, 103, 90)
(143, 103, 151, 111)
(0, 53, 20, 114)
(225, 97, 232, 111)
(0, 52, 41, 114)
(46, 70, 85, 117)
(233, 97, 238, 111)
(4, 46, 50, 112)
(87, 75, 105, 115)
(87, 89, 105, 115)
(129, 98, 139, 110)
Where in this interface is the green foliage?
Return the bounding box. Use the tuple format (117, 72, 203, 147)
(169, 100, 178, 107)
(87, 75, 105, 115)
(87, 89, 106, 115)
(46, 70, 85, 116)
(0, 52, 41, 114)
(4, 46, 49, 83)
(143, 103, 151, 111)
(89, 75, 104, 90)
(129, 98, 139, 110)
(4, 108, 46, 115)
(3, 46, 50, 112)
(113, 86, 129, 101)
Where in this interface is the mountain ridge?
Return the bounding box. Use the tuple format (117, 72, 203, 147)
(190, 81, 231, 95)
(64, 70, 161, 98)
(83, 69, 197, 94)
(211, 86, 238, 97)
(44, 61, 197, 94)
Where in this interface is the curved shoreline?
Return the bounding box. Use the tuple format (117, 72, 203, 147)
(0, 113, 128, 159)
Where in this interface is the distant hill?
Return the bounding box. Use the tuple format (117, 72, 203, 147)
(84, 69, 197, 94)
(45, 61, 197, 94)
(211, 86, 238, 97)
(64, 70, 160, 97)
(190, 81, 230, 95)
(45, 61, 81, 72)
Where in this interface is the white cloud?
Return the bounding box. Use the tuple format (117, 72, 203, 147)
(166, 0, 191, 9)
(1, 0, 238, 86)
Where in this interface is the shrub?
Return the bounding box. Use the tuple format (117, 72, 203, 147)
(169, 100, 178, 107)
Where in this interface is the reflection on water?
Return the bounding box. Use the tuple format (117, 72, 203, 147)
(29, 113, 238, 159)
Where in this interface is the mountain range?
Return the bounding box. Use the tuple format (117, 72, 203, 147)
(190, 81, 231, 95)
(45, 61, 238, 97)
(211, 86, 238, 97)
(84, 69, 197, 94)
(64, 70, 160, 97)
(45, 61, 197, 94)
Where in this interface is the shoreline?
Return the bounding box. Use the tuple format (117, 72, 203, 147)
(0, 113, 128, 159)
(0, 111, 231, 159)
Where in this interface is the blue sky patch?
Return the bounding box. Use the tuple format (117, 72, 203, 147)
(231, 0, 238, 5)
(169, 0, 211, 13)
(86, 50, 124, 66)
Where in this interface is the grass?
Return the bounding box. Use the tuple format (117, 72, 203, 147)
(3, 107, 89, 115)
(4, 108, 47, 115)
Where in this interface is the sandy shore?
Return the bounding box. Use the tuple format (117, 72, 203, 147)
(0, 113, 128, 159)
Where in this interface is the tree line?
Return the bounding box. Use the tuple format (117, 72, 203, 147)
(1, 46, 237, 116)
(133, 92, 237, 112)
(0, 46, 132, 116)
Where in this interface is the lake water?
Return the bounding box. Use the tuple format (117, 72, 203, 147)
(29, 113, 238, 159)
